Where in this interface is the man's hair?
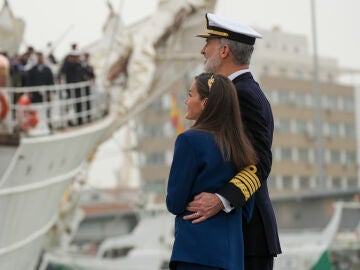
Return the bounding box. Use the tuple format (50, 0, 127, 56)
(219, 38, 254, 65)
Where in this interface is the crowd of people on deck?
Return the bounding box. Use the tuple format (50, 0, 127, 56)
(0, 43, 96, 128)
(3, 43, 95, 93)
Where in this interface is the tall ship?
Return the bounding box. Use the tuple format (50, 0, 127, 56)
(0, 0, 216, 269)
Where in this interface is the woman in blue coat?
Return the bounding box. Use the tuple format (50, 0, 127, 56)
(166, 73, 258, 270)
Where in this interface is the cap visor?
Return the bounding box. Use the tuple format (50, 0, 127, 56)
(196, 33, 224, 39)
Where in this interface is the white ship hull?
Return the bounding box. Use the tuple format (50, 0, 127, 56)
(0, 115, 114, 269)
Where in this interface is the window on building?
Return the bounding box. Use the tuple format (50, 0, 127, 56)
(345, 151, 356, 164)
(279, 119, 291, 133)
(329, 123, 340, 138)
(278, 91, 291, 105)
(265, 89, 279, 105)
(343, 97, 354, 112)
(299, 176, 310, 189)
(283, 176, 293, 190)
(143, 124, 164, 138)
(321, 95, 328, 108)
(296, 120, 308, 134)
(344, 124, 356, 138)
(272, 147, 281, 162)
(163, 122, 175, 138)
(145, 152, 165, 166)
(305, 93, 313, 107)
(267, 175, 277, 190)
(347, 178, 358, 188)
(327, 95, 338, 110)
(281, 147, 292, 161)
(330, 150, 341, 164)
(294, 92, 306, 107)
(308, 149, 315, 163)
(143, 180, 166, 193)
(298, 148, 309, 162)
(332, 177, 342, 189)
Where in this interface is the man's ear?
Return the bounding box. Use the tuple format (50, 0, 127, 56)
(220, 45, 231, 58)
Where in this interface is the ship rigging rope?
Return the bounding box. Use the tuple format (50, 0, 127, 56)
(0, 92, 8, 120)
(101, 0, 124, 81)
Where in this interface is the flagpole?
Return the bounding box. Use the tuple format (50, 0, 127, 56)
(311, 0, 325, 189)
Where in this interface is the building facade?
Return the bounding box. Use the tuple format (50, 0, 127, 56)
(135, 26, 359, 203)
(254, 27, 357, 195)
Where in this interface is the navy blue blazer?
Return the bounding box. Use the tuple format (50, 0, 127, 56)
(167, 130, 253, 270)
(217, 72, 282, 256)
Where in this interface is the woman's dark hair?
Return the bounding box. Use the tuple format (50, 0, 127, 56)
(191, 73, 257, 170)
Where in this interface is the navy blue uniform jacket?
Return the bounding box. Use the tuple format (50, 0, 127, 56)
(217, 72, 282, 256)
(167, 130, 254, 270)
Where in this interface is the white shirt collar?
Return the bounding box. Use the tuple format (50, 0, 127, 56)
(228, 69, 250, 81)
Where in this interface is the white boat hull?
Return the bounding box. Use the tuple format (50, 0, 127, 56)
(0, 115, 114, 270)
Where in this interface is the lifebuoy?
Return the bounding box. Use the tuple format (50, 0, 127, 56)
(21, 110, 39, 131)
(17, 94, 39, 132)
(0, 92, 8, 120)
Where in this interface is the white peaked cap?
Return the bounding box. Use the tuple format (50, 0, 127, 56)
(197, 13, 262, 45)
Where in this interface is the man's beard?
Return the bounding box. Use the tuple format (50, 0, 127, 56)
(204, 50, 221, 73)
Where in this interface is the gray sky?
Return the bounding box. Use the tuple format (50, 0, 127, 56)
(5, 0, 360, 70)
(216, 0, 360, 71)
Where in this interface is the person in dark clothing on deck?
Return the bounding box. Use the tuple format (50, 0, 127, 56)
(59, 50, 84, 125)
(81, 52, 95, 121)
(25, 51, 54, 129)
(26, 51, 54, 103)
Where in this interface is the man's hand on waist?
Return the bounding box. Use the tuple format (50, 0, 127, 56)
(183, 192, 224, 224)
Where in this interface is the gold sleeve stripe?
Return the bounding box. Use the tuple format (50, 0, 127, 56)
(244, 165, 261, 188)
(235, 174, 255, 194)
(230, 165, 261, 201)
(230, 178, 251, 201)
(237, 170, 257, 191)
(243, 170, 260, 189)
(230, 176, 254, 196)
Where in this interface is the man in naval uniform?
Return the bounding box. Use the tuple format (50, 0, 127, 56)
(184, 13, 282, 270)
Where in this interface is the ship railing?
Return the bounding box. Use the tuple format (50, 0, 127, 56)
(0, 80, 110, 136)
